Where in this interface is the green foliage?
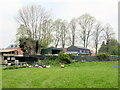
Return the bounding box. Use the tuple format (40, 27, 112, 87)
(58, 52, 71, 64)
(19, 37, 40, 55)
(58, 52, 70, 60)
(96, 53, 110, 61)
(99, 41, 107, 53)
(46, 56, 58, 60)
(99, 38, 120, 55)
(36, 59, 60, 66)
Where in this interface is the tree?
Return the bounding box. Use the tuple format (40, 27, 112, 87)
(98, 38, 120, 55)
(19, 37, 39, 55)
(103, 24, 115, 52)
(69, 18, 77, 46)
(16, 5, 52, 52)
(52, 19, 62, 48)
(93, 22, 104, 54)
(16, 24, 26, 39)
(77, 13, 96, 47)
(60, 20, 69, 48)
(98, 41, 106, 53)
(40, 19, 53, 48)
(107, 39, 120, 55)
(17, 5, 49, 40)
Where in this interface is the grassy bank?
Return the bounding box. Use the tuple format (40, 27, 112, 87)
(2, 61, 118, 88)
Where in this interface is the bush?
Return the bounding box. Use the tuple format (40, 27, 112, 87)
(36, 59, 60, 66)
(71, 60, 79, 63)
(58, 52, 71, 64)
(97, 53, 110, 61)
(46, 56, 58, 60)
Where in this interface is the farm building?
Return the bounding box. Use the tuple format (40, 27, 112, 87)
(41, 48, 63, 55)
(0, 49, 18, 56)
(5, 44, 23, 55)
(0, 44, 24, 65)
(0, 44, 23, 60)
(66, 45, 91, 55)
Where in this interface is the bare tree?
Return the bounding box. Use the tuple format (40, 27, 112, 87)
(52, 19, 63, 48)
(60, 20, 69, 48)
(103, 24, 115, 52)
(16, 5, 53, 51)
(93, 22, 104, 55)
(40, 19, 53, 48)
(103, 24, 115, 42)
(16, 24, 27, 39)
(78, 13, 96, 47)
(69, 18, 77, 46)
(16, 5, 51, 40)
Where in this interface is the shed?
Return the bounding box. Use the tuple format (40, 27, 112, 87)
(66, 45, 91, 55)
(41, 48, 63, 55)
(6, 44, 23, 55)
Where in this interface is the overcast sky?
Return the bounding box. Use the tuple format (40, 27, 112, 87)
(0, 0, 119, 48)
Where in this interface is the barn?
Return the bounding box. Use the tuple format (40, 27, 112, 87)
(66, 45, 91, 55)
(41, 48, 63, 55)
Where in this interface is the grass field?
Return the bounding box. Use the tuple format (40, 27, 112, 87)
(2, 61, 118, 88)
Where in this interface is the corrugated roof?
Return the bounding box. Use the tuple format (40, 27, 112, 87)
(72, 45, 89, 49)
(52, 48, 63, 50)
(77, 46, 88, 49)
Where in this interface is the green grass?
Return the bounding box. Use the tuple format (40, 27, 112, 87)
(2, 61, 118, 88)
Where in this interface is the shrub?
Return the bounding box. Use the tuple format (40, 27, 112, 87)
(58, 52, 71, 64)
(36, 60, 47, 65)
(97, 53, 110, 61)
(35, 59, 60, 66)
(46, 56, 58, 60)
(71, 60, 78, 63)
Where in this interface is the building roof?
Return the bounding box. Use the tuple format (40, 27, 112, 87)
(0, 49, 17, 53)
(42, 47, 63, 50)
(52, 48, 63, 50)
(70, 45, 89, 50)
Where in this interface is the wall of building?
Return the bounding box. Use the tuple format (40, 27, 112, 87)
(5, 48, 23, 55)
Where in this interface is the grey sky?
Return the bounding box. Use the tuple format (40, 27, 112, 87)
(0, 0, 118, 48)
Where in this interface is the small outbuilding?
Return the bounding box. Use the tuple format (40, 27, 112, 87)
(41, 48, 63, 55)
(66, 45, 91, 55)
